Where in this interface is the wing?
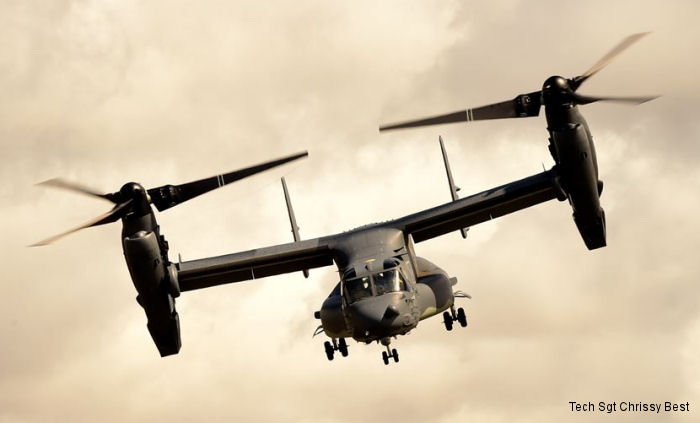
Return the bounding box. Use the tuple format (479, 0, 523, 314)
(390, 170, 560, 242)
(178, 169, 559, 290)
(177, 237, 335, 292)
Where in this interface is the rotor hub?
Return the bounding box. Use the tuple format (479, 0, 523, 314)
(119, 182, 147, 201)
(542, 76, 573, 104)
(117, 182, 152, 211)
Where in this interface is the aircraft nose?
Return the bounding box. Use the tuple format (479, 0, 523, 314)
(350, 299, 387, 326)
(349, 296, 414, 338)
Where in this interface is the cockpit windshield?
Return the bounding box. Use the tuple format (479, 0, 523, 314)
(343, 268, 408, 303)
(374, 269, 406, 295)
(345, 276, 372, 302)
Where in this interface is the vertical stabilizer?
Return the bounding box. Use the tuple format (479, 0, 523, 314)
(439, 136, 469, 239)
(281, 177, 309, 278)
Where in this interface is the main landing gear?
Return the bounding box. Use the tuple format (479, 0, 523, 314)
(443, 305, 467, 331)
(323, 338, 348, 361)
(380, 337, 399, 365)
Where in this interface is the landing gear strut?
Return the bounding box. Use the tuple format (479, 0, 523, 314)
(443, 305, 467, 331)
(323, 338, 349, 361)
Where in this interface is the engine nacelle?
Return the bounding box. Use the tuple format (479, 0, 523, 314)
(550, 123, 606, 250)
(574, 208, 606, 251)
(123, 230, 181, 356)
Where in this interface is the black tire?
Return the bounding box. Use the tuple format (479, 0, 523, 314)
(338, 338, 348, 357)
(392, 349, 399, 363)
(457, 307, 467, 327)
(324, 341, 334, 361)
(382, 351, 389, 365)
(443, 311, 453, 331)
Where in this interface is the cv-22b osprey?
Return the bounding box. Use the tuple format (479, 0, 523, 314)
(35, 34, 655, 364)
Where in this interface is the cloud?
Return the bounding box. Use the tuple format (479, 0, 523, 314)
(1, 1, 699, 422)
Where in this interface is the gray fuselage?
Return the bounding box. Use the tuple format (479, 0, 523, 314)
(317, 227, 455, 343)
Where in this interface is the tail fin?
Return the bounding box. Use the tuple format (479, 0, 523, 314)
(281, 177, 309, 278)
(439, 136, 469, 239)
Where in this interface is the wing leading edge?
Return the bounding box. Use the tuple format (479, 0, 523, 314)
(389, 170, 560, 243)
(177, 237, 334, 292)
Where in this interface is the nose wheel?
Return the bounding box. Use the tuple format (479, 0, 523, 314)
(323, 338, 349, 361)
(443, 306, 467, 331)
(380, 338, 399, 365)
(382, 346, 399, 365)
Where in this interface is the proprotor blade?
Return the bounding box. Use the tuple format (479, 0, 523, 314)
(379, 91, 541, 131)
(37, 178, 114, 202)
(31, 199, 133, 246)
(574, 32, 650, 88)
(572, 93, 659, 105)
(380, 110, 469, 131)
(148, 151, 309, 212)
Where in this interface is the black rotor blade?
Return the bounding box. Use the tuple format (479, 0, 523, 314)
(574, 32, 649, 89)
(470, 91, 542, 120)
(148, 151, 309, 212)
(573, 93, 659, 105)
(379, 110, 469, 131)
(31, 199, 133, 247)
(379, 91, 541, 131)
(37, 178, 114, 202)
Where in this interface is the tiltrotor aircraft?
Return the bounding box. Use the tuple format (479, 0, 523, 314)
(35, 34, 655, 365)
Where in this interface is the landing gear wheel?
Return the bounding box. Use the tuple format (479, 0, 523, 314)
(338, 338, 348, 357)
(324, 341, 334, 361)
(443, 311, 453, 331)
(382, 351, 389, 365)
(457, 307, 467, 327)
(392, 348, 399, 363)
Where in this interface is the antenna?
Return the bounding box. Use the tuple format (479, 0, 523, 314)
(439, 136, 469, 239)
(281, 177, 309, 278)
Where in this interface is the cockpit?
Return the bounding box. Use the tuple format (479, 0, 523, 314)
(343, 268, 408, 304)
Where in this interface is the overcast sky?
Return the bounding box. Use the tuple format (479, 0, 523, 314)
(1, 1, 699, 422)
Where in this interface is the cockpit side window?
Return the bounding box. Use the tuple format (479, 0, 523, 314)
(345, 277, 372, 303)
(374, 269, 406, 295)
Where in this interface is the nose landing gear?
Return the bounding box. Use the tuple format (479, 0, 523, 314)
(380, 337, 399, 365)
(381, 347, 399, 365)
(323, 337, 349, 361)
(443, 305, 467, 331)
